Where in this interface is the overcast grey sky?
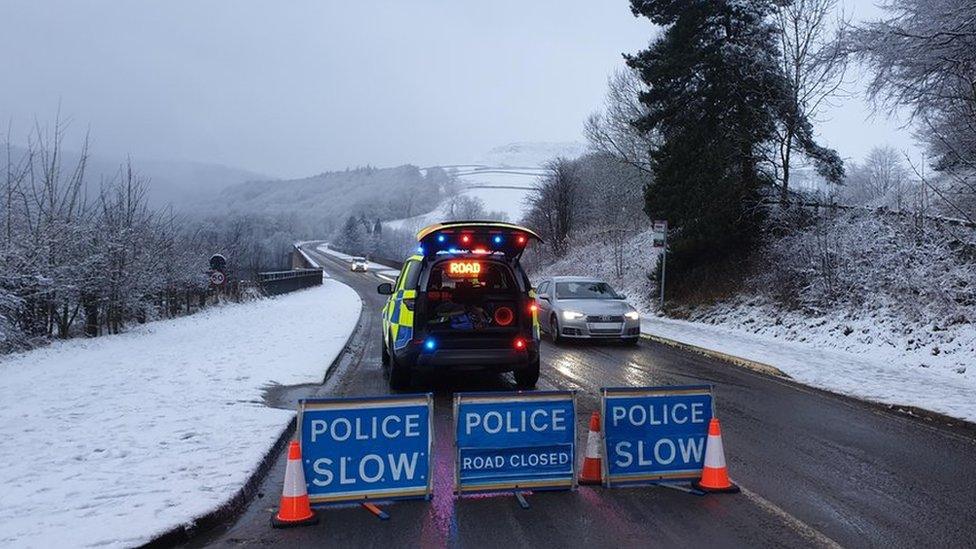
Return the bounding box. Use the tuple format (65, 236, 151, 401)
(1, 0, 917, 178)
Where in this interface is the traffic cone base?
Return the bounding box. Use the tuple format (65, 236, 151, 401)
(271, 510, 319, 528)
(271, 441, 320, 529)
(693, 418, 740, 494)
(692, 478, 740, 493)
(579, 411, 603, 485)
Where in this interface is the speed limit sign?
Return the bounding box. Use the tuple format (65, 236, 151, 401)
(209, 271, 226, 286)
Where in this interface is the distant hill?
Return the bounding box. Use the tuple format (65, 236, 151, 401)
(476, 141, 587, 168)
(1, 145, 266, 208)
(201, 164, 450, 230)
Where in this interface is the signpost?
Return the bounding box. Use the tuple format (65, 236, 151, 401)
(299, 394, 434, 506)
(454, 391, 576, 498)
(601, 385, 713, 487)
(652, 220, 668, 309)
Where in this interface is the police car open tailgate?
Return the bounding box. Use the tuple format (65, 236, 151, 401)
(417, 221, 542, 261)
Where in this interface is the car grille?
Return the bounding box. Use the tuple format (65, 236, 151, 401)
(586, 315, 623, 323)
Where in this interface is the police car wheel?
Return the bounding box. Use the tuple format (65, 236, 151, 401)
(388, 355, 411, 390)
(514, 357, 540, 389)
(381, 338, 390, 367)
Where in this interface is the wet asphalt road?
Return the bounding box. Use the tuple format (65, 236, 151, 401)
(194, 244, 976, 548)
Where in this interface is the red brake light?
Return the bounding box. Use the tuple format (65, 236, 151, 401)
(514, 337, 526, 350)
(461, 234, 471, 244)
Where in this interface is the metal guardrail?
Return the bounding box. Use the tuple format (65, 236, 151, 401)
(258, 268, 323, 296)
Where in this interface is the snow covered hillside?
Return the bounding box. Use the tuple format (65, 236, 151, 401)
(530, 229, 661, 311)
(386, 142, 586, 230)
(0, 281, 360, 548)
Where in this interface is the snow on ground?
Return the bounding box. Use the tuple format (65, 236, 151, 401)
(641, 314, 976, 423)
(0, 281, 361, 548)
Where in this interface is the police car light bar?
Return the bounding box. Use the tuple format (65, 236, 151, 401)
(416, 221, 542, 258)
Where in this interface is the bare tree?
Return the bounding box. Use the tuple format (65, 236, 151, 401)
(584, 68, 655, 175)
(524, 158, 582, 257)
(851, 0, 976, 218)
(771, 0, 849, 201)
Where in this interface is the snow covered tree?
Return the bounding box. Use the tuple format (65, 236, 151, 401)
(851, 0, 976, 221)
(771, 0, 848, 201)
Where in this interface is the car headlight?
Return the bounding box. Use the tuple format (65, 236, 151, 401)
(562, 310, 585, 321)
(624, 311, 640, 320)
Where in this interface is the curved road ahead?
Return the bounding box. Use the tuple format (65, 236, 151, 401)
(196, 244, 976, 548)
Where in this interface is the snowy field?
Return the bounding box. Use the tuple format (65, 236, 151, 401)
(641, 314, 976, 423)
(386, 142, 586, 230)
(0, 280, 361, 548)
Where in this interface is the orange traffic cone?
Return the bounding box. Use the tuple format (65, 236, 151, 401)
(271, 441, 319, 528)
(579, 411, 603, 485)
(692, 418, 740, 493)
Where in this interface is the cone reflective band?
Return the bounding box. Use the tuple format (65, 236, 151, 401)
(271, 441, 318, 528)
(579, 412, 603, 485)
(692, 418, 740, 493)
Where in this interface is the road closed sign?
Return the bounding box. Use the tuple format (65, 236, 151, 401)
(299, 394, 433, 504)
(454, 391, 576, 493)
(601, 385, 713, 486)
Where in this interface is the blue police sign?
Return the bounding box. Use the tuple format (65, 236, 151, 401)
(454, 391, 576, 493)
(601, 385, 713, 486)
(299, 394, 433, 504)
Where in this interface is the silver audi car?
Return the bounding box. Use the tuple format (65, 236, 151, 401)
(535, 276, 641, 344)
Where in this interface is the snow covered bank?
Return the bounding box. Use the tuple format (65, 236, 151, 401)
(641, 314, 976, 423)
(531, 229, 661, 311)
(0, 280, 361, 548)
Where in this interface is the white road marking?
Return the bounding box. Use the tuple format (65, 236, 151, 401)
(740, 486, 843, 549)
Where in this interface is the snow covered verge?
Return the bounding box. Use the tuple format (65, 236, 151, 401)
(528, 212, 976, 422)
(649, 209, 975, 422)
(642, 314, 976, 423)
(0, 280, 361, 548)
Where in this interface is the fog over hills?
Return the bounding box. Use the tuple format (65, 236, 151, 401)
(2, 145, 267, 208)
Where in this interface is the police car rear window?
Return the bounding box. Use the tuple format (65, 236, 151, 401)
(427, 262, 513, 291)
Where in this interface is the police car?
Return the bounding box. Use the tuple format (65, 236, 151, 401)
(378, 221, 542, 389)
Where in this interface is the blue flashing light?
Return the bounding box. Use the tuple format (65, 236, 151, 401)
(447, 248, 462, 254)
(424, 338, 436, 351)
(417, 245, 425, 254)
(437, 235, 446, 243)
(493, 235, 503, 244)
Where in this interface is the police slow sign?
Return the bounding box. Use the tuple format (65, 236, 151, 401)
(299, 394, 433, 504)
(602, 385, 713, 486)
(454, 391, 576, 493)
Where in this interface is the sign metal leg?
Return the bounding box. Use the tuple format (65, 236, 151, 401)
(514, 491, 531, 510)
(361, 502, 390, 520)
